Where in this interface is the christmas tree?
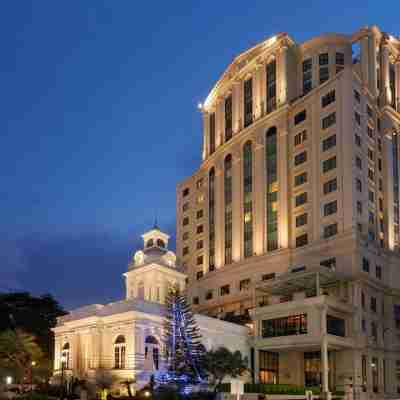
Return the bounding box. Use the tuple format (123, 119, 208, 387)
(161, 284, 205, 385)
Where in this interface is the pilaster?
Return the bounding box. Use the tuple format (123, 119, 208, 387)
(278, 125, 289, 249)
(381, 41, 391, 106)
(254, 132, 265, 256)
(278, 43, 289, 106)
(232, 148, 242, 262)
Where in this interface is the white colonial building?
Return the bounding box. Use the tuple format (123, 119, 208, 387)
(52, 226, 249, 391)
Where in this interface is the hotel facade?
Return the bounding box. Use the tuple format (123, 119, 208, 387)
(177, 26, 400, 397)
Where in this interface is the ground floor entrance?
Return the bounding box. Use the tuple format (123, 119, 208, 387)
(258, 350, 337, 391)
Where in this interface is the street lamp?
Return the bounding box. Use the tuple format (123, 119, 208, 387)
(31, 361, 37, 391)
(5, 376, 12, 385)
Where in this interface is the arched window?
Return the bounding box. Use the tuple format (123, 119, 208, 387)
(209, 168, 216, 271)
(266, 127, 278, 251)
(146, 239, 154, 248)
(224, 155, 233, 264)
(145, 336, 160, 371)
(243, 141, 253, 258)
(61, 342, 70, 369)
(114, 335, 126, 369)
(156, 239, 165, 248)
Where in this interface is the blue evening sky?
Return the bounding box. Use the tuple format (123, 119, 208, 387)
(0, 1, 397, 309)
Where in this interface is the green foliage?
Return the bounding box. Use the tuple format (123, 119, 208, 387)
(0, 292, 66, 357)
(0, 329, 44, 382)
(202, 347, 248, 393)
(162, 285, 205, 382)
(19, 393, 50, 400)
(243, 383, 321, 395)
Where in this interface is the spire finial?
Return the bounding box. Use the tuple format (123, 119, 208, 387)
(153, 213, 159, 230)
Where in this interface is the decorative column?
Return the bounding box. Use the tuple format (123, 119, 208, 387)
(320, 306, 330, 396)
(384, 134, 395, 250)
(381, 40, 391, 106)
(215, 159, 224, 269)
(277, 123, 289, 249)
(360, 35, 370, 87)
(233, 80, 242, 132)
(215, 97, 223, 148)
(254, 62, 264, 119)
(278, 42, 289, 106)
(202, 112, 210, 160)
(368, 31, 378, 97)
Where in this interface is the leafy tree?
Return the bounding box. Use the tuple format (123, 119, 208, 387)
(0, 292, 66, 357)
(161, 285, 205, 384)
(0, 329, 44, 382)
(203, 347, 248, 393)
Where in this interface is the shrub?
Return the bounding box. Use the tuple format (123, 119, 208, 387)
(244, 383, 321, 395)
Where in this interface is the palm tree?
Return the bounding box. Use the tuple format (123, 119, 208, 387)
(0, 329, 43, 383)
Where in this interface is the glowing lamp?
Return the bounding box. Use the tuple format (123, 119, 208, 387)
(6, 376, 12, 385)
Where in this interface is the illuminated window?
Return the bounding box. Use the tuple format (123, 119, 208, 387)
(209, 113, 216, 154)
(114, 335, 126, 369)
(224, 155, 233, 264)
(225, 94, 233, 141)
(244, 78, 253, 127)
(303, 59, 312, 94)
(243, 141, 253, 257)
(209, 168, 215, 272)
(266, 59, 277, 113)
(61, 342, 70, 370)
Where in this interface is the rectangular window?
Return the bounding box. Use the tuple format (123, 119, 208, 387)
(182, 232, 189, 241)
(193, 296, 199, 305)
(327, 315, 345, 337)
(182, 246, 189, 256)
(356, 178, 362, 192)
(296, 213, 308, 227)
(239, 278, 251, 291)
(220, 284, 230, 296)
(369, 190, 375, 203)
(294, 151, 307, 166)
(320, 257, 336, 269)
(262, 314, 307, 338)
(196, 256, 203, 266)
(205, 290, 213, 300)
(209, 112, 216, 154)
(196, 270, 203, 280)
(323, 178, 337, 194)
(356, 156, 362, 169)
(196, 240, 203, 250)
(324, 200, 337, 216)
(323, 156, 337, 173)
(324, 223, 338, 238)
(319, 53, 329, 84)
(354, 89, 361, 103)
(259, 351, 279, 384)
(183, 217, 189, 226)
(322, 134, 336, 151)
(376, 265, 382, 280)
(371, 297, 377, 312)
(224, 94, 233, 141)
(266, 59, 277, 114)
(294, 172, 308, 186)
(357, 201, 363, 215)
(196, 225, 203, 234)
(368, 168, 375, 181)
(321, 90, 335, 107)
(294, 110, 307, 125)
(182, 188, 190, 197)
(355, 111, 361, 125)
(368, 148, 374, 161)
(262, 273, 276, 281)
(296, 233, 308, 247)
(303, 59, 312, 94)
(336, 52, 344, 73)
(244, 78, 253, 127)
(322, 112, 336, 129)
(367, 126, 374, 138)
(182, 202, 189, 212)
(366, 104, 373, 119)
(362, 257, 370, 272)
(196, 209, 203, 219)
(295, 192, 307, 207)
(355, 134, 361, 147)
(294, 130, 307, 146)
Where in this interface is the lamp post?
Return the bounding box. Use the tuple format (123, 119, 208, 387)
(30, 360, 36, 392)
(60, 355, 67, 400)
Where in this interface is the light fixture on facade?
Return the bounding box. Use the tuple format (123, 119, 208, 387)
(197, 102, 203, 111)
(5, 376, 12, 385)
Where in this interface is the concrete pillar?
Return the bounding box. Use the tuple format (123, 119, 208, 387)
(368, 32, 378, 97)
(232, 150, 242, 262)
(254, 348, 260, 384)
(215, 160, 224, 269)
(254, 63, 264, 119)
(278, 124, 289, 249)
(278, 43, 289, 106)
(360, 36, 369, 87)
(381, 42, 391, 106)
(233, 81, 242, 133)
(203, 112, 210, 160)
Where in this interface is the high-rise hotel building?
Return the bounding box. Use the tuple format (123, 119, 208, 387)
(177, 26, 400, 395)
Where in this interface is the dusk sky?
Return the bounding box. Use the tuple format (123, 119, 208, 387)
(0, 1, 398, 309)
